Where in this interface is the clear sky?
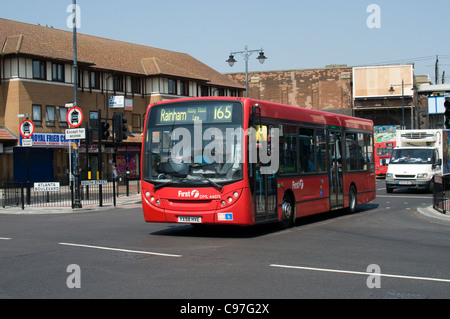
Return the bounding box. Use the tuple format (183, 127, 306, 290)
(2, 0, 450, 82)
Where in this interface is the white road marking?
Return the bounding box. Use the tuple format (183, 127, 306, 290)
(59, 242, 182, 258)
(0, 237, 12, 240)
(376, 195, 431, 199)
(270, 264, 450, 283)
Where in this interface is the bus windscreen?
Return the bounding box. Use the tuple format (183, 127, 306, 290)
(142, 101, 244, 188)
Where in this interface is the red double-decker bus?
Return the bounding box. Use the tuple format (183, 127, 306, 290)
(374, 141, 396, 176)
(141, 97, 376, 227)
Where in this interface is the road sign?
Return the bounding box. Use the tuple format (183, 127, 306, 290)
(81, 179, 108, 186)
(67, 107, 84, 128)
(34, 182, 60, 192)
(65, 128, 86, 140)
(19, 119, 35, 138)
(22, 138, 33, 147)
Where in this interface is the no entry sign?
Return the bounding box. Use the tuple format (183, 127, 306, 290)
(19, 119, 35, 138)
(67, 107, 84, 128)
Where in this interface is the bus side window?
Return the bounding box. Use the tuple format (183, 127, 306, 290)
(316, 129, 327, 172)
(298, 128, 315, 173)
(279, 124, 297, 174)
(256, 125, 270, 158)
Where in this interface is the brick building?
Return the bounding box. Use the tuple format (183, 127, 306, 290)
(226, 65, 353, 115)
(226, 63, 439, 129)
(0, 18, 244, 182)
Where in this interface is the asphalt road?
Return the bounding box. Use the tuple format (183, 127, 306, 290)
(0, 180, 449, 302)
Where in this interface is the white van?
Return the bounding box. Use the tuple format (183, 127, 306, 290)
(385, 130, 444, 193)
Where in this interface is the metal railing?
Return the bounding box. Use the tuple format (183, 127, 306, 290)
(433, 174, 450, 214)
(1, 178, 141, 210)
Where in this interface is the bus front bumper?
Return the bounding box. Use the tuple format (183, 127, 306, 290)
(142, 188, 254, 226)
(385, 178, 431, 190)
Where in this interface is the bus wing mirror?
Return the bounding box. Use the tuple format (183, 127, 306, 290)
(251, 104, 262, 127)
(252, 104, 261, 116)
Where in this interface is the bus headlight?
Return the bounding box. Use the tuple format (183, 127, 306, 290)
(144, 190, 162, 207)
(218, 189, 243, 209)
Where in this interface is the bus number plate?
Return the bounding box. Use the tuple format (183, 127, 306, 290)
(178, 216, 202, 223)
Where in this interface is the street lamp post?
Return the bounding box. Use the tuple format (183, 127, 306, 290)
(226, 45, 267, 97)
(389, 80, 408, 129)
(72, 0, 82, 208)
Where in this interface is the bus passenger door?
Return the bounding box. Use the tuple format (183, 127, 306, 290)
(328, 130, 344, 210)
(251, 124, 278, 223)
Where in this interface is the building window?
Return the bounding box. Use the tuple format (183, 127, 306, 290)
(131, 77, 141, 94)
(200, 86, 209, 96)
(90, 71, 100, 89)
(33, 60, 46, 80)
(132, 114, 141, 132)
(168, 79, 177, 95)
(52, 63, 65, 82)
(46, 106, 56, 127)
(114, 75, 124, 92)
(89, 111, 99, 127)
(59, 107, 68, 127)
(180, 80, 189, 96)
(32, 104, 42, 126)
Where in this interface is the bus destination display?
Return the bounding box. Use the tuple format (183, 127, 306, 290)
(155, 104, 233, 124)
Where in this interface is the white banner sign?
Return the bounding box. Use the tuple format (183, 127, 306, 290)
(24, 133, 70, 147)
(428, 96, 446, 114)
(109, 96, 124, 108)
(109, 96, 133, 110)
(65, 128, 86, 140)
(22, 138, 33, 147)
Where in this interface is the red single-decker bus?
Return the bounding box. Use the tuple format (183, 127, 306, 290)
(141, 97, 376, 227)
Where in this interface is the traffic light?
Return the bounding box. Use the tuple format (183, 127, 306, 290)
(114, 112, 128, 142)
(444, 97, 450, 129)
(100, 121, 110, 140)
(86, 127, 93, 145)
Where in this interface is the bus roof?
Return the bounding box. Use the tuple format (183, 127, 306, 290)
(149, 97, 373, 131)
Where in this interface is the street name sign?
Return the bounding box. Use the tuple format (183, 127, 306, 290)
(81, 179, 108, 186)
(34, 182, 60, 192)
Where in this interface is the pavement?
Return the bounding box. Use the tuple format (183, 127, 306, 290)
(416, 205, 450, 224)
(0, 193, 142, 214)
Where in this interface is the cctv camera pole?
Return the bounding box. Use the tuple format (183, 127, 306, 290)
(72, 0, 82, 208)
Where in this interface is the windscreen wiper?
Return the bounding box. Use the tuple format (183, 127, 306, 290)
(204, 178, 223, 192)
(153, 179, 177, 190)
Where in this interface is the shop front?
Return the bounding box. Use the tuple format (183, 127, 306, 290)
(115, 145, 140, 182)
(15, 132, 70, 183)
